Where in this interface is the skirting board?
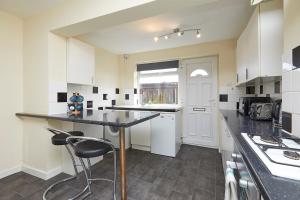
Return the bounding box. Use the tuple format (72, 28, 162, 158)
(0, 165, 22, 179)
(22, 164, 62, 180)
(131, 144, 150, 152)
(182, 139, 218, 149)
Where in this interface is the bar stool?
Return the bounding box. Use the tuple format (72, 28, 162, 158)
(43, 128, 84, 200)
(66, 136, 117, 200)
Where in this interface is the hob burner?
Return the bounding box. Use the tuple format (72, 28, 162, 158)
(260, 135, 281, 145)
(283, 151, 300, 160)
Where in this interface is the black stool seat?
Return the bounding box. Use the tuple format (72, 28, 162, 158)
(74, 141, 112, 158)
(52, 131, 84, 146)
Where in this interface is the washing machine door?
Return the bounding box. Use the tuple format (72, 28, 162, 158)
(105, 126, 119, 148)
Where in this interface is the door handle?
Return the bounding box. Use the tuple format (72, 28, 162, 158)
(193, 107, 206, 112)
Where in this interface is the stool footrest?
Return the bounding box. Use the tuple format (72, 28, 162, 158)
(88, 178, 113, 182)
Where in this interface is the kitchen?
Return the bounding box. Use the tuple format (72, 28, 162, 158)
(0, 0, 300, 200)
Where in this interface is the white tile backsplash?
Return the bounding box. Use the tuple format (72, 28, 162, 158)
(48, 80, 67, 114)
(291, 69, 300, 92)
(219, 79, 282, 111)
(66, 84, 127, 109)
(292, 114, 300, 138)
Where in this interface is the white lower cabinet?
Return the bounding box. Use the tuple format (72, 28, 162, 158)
(151, 112, 181, 157)
(220, 114, 234, 173)
(130, 120, 151, 151)
(130, 111, 182, 157)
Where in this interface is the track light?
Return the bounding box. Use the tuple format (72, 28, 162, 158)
(153, 28, 201, 42)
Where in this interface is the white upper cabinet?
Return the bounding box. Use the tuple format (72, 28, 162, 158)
(67, 38, 95, 85)
(236, 0, 283, 85)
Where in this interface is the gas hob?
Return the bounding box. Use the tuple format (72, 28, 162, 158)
(242, 133, 300, 180)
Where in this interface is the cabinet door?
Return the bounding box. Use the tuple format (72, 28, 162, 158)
(236, 33, 246, 84)
(67, 38, 95, 85)
(130, 120, 151, 150)
(151, 113, 176, 157)
(259, 0, 283, 77)
(247, 8, 260, 81)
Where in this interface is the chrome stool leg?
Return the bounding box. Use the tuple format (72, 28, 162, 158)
(69, 158, 92, 200)
(68, 151, 117, 200)
(66, 136, 117, 200)
(43, 145, 80, 200)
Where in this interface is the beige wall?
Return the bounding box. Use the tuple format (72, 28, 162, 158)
(118, 39, 236, 90)
(0, 11, 23, 177)
(21, 0, 153, 177)
(95, 48, 120, 89)
(283, 0, 300, 54)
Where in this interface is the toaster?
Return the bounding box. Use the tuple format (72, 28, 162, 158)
(249, 103, 273, 121)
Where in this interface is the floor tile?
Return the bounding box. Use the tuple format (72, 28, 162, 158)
(0, 144, 225, 200)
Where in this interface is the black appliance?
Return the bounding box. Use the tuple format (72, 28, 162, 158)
(292, 45, 300, 68)
(238, 97, 271, 116)
(249, 103, 273, 121)
(272, 99, 282, 127)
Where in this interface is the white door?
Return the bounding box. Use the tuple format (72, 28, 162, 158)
(182, 57, 218, 147)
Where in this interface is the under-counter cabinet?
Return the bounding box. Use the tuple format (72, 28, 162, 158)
(130, 120, 151, 151)
(219, 113, 234, 173)
(236, 0, 283, 84)
(151, 112, 181, 157)
(67, 38, 95, 85)
(130, 111, 182, 157)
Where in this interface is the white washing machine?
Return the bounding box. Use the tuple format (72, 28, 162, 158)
(103, 126, 131, 149)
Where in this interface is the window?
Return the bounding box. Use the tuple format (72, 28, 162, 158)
(138, 68, 178, 105)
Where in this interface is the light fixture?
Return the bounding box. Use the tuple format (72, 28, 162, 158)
(177, 31, 183, 37)
(153, 28, 201, 42)
(196, 30, 201, 38)
(250, 0, 270, 6)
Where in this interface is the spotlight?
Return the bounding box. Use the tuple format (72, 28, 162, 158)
(177, 31, 184, 37)
(164, 35, 169, 40)
(196, 30, 201, 38)
(154, 36, 159, 42)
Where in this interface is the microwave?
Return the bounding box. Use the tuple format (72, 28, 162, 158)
(238, 97, 271, 116)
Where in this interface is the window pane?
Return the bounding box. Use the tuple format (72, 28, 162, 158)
(138, 68, 178, 105)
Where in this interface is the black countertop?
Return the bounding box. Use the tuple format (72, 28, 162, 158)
(106, 105, 182, 112)
(16, 109, 160, 128)
(220, 110, 300, 200)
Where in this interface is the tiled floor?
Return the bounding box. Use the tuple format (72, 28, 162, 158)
(0, 145, 225, 200)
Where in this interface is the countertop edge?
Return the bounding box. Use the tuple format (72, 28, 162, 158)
(106, 106, 182, 112)
(16, 112, 160, 128)
(219, 109, 271, 200)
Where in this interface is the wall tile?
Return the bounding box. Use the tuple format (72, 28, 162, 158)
(291, 92, 300, 115)
(291, 69, 300, 92)
(292, 114, 300, 137)
(282, 92, 292, 113)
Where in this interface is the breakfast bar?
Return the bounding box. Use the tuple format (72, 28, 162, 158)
(16, 109, 160, 200)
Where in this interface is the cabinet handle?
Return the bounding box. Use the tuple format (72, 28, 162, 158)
(239, 179, 255, 189)
(237, 73, 239, 83)
(193, 107, 206, 112)
(246, 68, 248, 80)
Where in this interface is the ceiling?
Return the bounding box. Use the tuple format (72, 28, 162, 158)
(0, 0, 66, 18)
(78, 0, 253, 54)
